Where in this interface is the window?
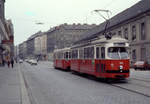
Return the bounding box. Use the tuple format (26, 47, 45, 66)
(132, 49, 136, 60)
(0, 34, 2, 44)
(89, 47, 94, 58)
(118, 31, 122, 37)
(79, 49, 84, 59)
(112, 32, 116, 36)
(96, 47, 100, 59)
(141, 48, 146, 61)
(108, 47, 128, 59)
(124, 28, 128, 39)
(101, 47, 105, 59)
(132, 25, 136, 41)
(141, 22, 146, 40)
(64, 52, 69, 59)
(0, 4, 2, 18)
(69, 52, 71, 59)
(72, 50, 78, 59)
(84, 47, 94, 59)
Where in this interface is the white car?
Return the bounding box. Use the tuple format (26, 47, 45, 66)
(29, 59, 37, 65)
(19, 59, 23, 63)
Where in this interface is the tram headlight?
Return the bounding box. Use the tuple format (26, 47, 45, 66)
(120, 65, 123, 70)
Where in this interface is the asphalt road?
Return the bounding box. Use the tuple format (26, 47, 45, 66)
(19, 61, 150, 104)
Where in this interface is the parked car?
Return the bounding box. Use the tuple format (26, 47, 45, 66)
(133, 61, 150, 70)
(19, 59, 23, 63)
(25, 59, 29, 62)
(29, 59, 37, 65)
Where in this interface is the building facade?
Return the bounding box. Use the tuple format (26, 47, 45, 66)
(26, 38, 35, 58)
(34, 32, 47, 60)
(0, 0, 14, 65)
(0, 0, 5, 21)
(47, 23, 96, 60)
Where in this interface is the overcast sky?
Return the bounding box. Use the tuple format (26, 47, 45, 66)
(5, 0, 141, 45)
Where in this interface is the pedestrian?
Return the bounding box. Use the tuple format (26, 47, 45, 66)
(10, 57, 14, 68)
(2, 59, 5, 66)
(6, 55, 10, 68)
(0, 59, 2, 66)
(7, 60, 10, 68)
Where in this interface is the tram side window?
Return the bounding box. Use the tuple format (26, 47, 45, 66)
(72, 50, 78, 59)
(59, 52, 63, 59)
(84, 47, 94, 59)
(84, 48, 88, 59)
(69, 52, 71, 59)
(96, 47, 100, 59)
(79, 49, 84, 59)
(58, 53, 60, 59)
(64, 53, 66, 59)
(65, 52, 69, 59)
(90, 47, 94, 58)
(101, 47, 105, 59)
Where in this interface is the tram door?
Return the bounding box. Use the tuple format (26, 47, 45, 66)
(96, 47, 106, 73)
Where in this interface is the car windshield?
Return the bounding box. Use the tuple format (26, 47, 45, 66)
(108, 47, 128, 59)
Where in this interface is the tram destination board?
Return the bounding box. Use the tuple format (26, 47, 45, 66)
(114, 43, 125, 46)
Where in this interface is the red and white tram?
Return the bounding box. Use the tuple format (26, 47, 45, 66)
(53, 47, 71, 70)
(53, 37, 130, 79)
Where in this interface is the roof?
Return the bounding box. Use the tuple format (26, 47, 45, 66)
(46, 24, 97, 36)
(61, 24, 96, 30)
(77, 0, 150, 43)
(27, 31, 42, 41)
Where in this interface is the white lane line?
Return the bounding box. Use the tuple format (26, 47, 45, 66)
(18, 64, 31, 104)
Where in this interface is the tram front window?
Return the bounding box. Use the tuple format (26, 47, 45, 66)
(108, 47, 128, 59)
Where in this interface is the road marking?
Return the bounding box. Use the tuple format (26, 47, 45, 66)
(18, 65, 31, 104)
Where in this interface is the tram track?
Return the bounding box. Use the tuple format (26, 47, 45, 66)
(129, 78, 150, 88)
(131, 78, 150, 83)
(110, 83, 150, 98)
(107, 78, 150, 98)
(73, 73, 150, 98)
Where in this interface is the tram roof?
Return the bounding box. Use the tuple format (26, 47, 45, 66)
(54, 47, 71, 52)
(92, 37, 128, 44)
(74, 0, 150, 44)
(71, 37, 128, 48)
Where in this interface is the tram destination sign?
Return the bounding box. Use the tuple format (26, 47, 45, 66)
(113, 43, 125, 46)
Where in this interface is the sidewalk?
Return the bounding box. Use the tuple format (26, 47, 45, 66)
(0, 63, 21, 104)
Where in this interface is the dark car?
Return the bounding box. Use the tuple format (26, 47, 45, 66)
(133, 61, 150, 70)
